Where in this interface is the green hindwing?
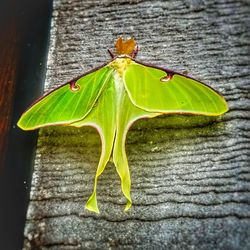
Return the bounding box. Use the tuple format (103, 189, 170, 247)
(71, 73, 117, 213)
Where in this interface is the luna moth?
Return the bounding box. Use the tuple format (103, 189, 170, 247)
(18, 37, 228, 213)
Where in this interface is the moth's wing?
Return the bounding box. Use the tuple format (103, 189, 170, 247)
(124, 61, 228, 116)
(18, 65, 114, 130)
(70, 74, 117, 213)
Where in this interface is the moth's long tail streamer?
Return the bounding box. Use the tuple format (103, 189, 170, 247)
(85, 127, 114, 213)
(113, 129, 132, 211)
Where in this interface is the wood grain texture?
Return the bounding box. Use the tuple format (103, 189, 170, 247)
(23, 0, 250, 249)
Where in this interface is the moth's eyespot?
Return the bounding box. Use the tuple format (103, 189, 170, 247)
(70, 82, 80, 92)
(160, 73, 173, 83)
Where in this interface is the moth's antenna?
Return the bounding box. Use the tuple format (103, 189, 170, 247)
(108, 49, 115, 59)
(131, 45, 139, 59)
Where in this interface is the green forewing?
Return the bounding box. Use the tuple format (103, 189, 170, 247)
(18, 66, 114, 130)
(124, 62, 228, 116)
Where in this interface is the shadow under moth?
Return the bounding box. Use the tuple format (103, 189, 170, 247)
(18, 37, 228, 213)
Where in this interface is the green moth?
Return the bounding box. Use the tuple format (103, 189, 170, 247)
(18, 37, 228, 213)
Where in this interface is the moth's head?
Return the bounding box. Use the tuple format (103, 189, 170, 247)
(108, 37, 139, 59)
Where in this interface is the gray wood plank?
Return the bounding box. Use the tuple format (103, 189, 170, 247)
(23, 0, 250, 249)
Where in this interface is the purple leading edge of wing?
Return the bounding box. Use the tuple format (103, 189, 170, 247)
(133, 58, 226, 98)
(20, 61, 113, 115)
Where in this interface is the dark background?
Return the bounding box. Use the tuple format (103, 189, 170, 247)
(0, 0, 52, 249)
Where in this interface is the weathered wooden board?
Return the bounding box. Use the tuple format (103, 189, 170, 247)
(23, 0, 250, 249)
